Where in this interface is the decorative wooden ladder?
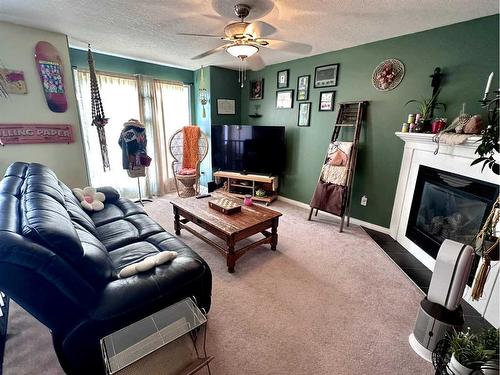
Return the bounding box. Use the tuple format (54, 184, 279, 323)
(308, 101, 368, 232)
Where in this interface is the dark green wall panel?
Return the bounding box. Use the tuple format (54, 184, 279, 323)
(240, 15, 499, 228)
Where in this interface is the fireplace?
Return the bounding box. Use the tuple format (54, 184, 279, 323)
(391, 133, 499, 325)
(406, 165, 498, 260)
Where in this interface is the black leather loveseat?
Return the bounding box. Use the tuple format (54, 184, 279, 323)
(0, 162, 212, 374)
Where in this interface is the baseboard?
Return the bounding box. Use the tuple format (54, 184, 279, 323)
(277, 195, 390, 234)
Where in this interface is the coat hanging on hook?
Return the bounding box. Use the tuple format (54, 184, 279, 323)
(87, 44, 110, 171)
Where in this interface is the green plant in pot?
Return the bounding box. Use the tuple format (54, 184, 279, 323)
(447, 328, 499, 374)
(405, 90, 446, 132)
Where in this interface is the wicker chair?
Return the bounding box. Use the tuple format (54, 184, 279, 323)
(168, 127, 209, 197)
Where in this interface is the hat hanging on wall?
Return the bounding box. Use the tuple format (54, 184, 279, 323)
(372, 58, 405, 91)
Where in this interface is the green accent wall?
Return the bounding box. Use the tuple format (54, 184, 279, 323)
(241, 15, 499, 228)
(209, 66, 242, 125)
(193, 66, 242, 186)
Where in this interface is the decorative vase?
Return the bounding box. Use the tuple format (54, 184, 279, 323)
(447, 353, 474, 375)
(423, 119, 432, 132)
(244, 195, 253, 206)
(413, 120, 424, 133)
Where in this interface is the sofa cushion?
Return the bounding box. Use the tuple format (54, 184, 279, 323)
(21, 192, 84, 261)
(96, 219, 138, 250)
(96, 214, 164, 251)
(74, 226, 115, 287)
(0, 194, 19, 233)
(90, 198, 145, 226)
(0, 176, 23, 196)
(110, 242, 160, 271)
(4, 161, 29, 178)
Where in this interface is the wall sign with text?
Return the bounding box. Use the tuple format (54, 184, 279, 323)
(0, 124, 74, 145)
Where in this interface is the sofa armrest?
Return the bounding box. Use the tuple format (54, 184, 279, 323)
(97, 186, 120, 203)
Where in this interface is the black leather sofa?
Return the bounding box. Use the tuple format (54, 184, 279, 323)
(0, 162, 212, 374)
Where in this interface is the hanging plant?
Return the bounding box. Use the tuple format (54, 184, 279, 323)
(87, 45, 110, 171)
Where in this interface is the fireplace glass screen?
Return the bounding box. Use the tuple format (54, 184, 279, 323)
(407, 166, 498, 259)
(416, 183, 487, 244)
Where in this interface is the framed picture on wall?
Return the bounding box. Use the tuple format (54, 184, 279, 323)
(296, 75, 310, 101)
(277, 69, 289, 89)
(217, 99, 236, 115)
(314, 64, 339, 88)
(298, 102, 311, 127)
(276, 90, 294, 109)
(250, 79, 264, 100)
(319, 91, 335, 111)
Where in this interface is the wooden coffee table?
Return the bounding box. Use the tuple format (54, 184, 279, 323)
(170, 193, 282, 273)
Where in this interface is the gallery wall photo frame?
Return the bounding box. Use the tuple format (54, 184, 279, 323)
(314, 63, 339, 88)
(217, 99, 236, 115)
(276, 89, 294, 109)
(296, 74, 310, 101)
(249, 79, 264, 100)
(277, 69, 290, 89)
(319, 91, 336, 111)
(298, 102, 311, 127)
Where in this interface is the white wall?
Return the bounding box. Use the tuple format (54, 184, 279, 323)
(0, 21, 87, 187)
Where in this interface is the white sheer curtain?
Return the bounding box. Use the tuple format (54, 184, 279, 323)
(74, 69, 191, 198)
(152, 80, 191, 194)
(75, 70, 142, 197)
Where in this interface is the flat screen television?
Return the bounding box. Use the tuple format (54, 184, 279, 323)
(211, 125, 286, 175)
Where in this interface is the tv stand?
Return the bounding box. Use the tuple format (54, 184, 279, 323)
(213, 171, 278, 206)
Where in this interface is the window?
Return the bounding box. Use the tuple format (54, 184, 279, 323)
(74, 69, 191, 198)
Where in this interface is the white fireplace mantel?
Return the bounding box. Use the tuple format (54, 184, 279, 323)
(390, 132, 499, 326)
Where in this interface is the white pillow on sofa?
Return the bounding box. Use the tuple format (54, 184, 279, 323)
(118, 251, 178, 279)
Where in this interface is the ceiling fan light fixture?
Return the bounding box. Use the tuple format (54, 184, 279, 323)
(226, 44, 259, 59)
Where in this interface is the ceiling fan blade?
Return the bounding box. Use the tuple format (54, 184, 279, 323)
(244, 21, 277, 39)
(246, 54, 266, 71)
(192, 44, 229, 60)
(260, 39, 312, 54)
(177, 32, 222, 38)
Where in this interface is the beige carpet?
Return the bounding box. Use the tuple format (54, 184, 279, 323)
(3, 196, 432, 374)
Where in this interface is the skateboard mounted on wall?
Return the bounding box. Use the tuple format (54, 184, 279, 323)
(34, 41, 68, 113)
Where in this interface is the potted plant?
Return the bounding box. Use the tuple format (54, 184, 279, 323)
(405, 90, 446, 131)
(471, 90, 499, 175)
(479, 328, 500, 375)
(447, 328, 499, 374)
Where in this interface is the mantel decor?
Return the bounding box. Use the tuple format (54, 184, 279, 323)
(372, 58, 405, 91)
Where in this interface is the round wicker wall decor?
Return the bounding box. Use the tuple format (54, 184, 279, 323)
(372, 58, 405, 91)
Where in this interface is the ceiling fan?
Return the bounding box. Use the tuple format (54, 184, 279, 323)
(178, 3, 312, 71)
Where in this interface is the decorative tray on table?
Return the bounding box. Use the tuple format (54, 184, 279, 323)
(209, 197, 241, 215)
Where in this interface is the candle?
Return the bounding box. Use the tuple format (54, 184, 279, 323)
(485, 72, 494, 96)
